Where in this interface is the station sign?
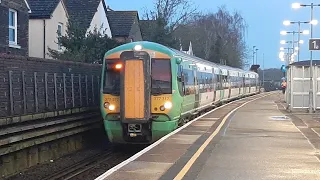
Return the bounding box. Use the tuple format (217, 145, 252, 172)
(309, 38, 320, 50)
(280, 65, 287, 73)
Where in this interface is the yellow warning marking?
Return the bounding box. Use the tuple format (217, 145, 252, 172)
(173, 93, 272, 180)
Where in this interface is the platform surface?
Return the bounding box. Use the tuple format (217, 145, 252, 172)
(100, 93, 320, 180)
(188, 93, 320, 180)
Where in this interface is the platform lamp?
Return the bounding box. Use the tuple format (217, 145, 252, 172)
(252, 46, 256, 65)
(255, 48, 259, 64)
(280, 28, 309, 61)
(280, 40, 303, 63)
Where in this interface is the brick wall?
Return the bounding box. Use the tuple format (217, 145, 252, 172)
(0, 54, 102, 118)
(0, 0, 29, 56)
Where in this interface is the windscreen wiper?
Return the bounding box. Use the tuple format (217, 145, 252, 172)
(152, 79, 163, 96)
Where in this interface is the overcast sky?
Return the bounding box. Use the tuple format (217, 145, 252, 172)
(107, 0, 320, 69)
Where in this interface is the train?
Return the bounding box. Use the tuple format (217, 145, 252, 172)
(100, 41, 260, 144)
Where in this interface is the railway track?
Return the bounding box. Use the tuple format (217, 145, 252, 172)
(42, 149, 114, 180)
(41, 144, 145, 180)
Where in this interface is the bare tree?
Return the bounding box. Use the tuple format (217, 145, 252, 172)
(144, 0, 198, 29)
(177, 6, 248, 68)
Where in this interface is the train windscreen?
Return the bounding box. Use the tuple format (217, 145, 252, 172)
(151, 58, 172, 95)
(103, 61, 121, 95)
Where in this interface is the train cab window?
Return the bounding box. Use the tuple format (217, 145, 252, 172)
(151, 58, 172, 94)
(103, 61, 121, 95)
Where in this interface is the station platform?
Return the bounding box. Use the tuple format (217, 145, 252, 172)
(95, 92, 320, 180)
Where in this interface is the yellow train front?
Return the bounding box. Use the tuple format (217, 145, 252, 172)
(100, 42, 181, 144)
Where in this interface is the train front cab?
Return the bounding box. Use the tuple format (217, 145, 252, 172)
(101, 45, 180, 144)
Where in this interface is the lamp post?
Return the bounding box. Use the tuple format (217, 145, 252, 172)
(280, 40, 303, 63)
(292, 2, 320, 113)
(262, 53, 265, 88)
(282, 22, 311, 61)
(252, 46, 256, 65)
(255, 48, 259, 64)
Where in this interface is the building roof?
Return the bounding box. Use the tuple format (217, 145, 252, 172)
(28, 0, 61, 19)
(106, 11, 139, 37)
(63, 0, 102, 30)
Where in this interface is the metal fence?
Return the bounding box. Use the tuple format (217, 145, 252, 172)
(0, 55, 102, 119)
(0, 71, 100, 117)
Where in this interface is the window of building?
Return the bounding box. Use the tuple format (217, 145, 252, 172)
(9, 9, 17, 45)
(57, 23, 63, 50)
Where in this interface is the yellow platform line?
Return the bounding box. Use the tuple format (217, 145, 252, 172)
(173, 93, 272, 180)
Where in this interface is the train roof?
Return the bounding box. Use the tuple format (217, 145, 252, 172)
(169, 48, 257, 75)
(105, 41, 258, 76)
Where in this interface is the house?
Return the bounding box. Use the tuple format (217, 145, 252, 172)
(180, 41, 194, 56)
(28, 0, 68, 59)
(63, 0, 112, 37)
(106, 10, 142, 43)
(0, 0, 31, 56)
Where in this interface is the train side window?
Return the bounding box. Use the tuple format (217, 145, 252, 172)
(177, 65, 184, 96)
(177, 65, 183, 80)
(182, 69, 194, 96)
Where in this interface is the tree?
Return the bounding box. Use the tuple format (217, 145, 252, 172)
(140, 0, 197, 48)
(48, 20, 122, 64)
(174, 6, 249, 68)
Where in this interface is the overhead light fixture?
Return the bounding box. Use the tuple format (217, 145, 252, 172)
(292, 3, 301, 9)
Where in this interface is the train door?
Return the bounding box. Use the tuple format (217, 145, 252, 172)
(238, 73, 241, 95)
(243, 75, 246, 94)
(249, 75, 251, 93)
(242, 74, 245, 95)
(194, 66, 200, 109)
(220, 74, 225, 100)
(119, 51, 151, 121)
(180, 65, 196, 114)
(228, 71, 231, 98)
(212, 69, 216, 102)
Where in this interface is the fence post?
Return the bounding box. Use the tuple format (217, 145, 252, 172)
(85, 75, 88, 106)
(54, 73, 58, 110)
(79, 74, 82, 106)
(71, 74, 75, 108)
(8, 71, 13, 115)
(34, 72, 38, 112)
(91, 75, 94, 105)
(44, 72, 48, 109)
(22, 71, 27, 114)
(63, 73, 67, 109)
(97, 76, 100, 105)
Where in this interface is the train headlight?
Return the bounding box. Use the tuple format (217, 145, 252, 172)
(164, 102, 172, 109)
(133, 44, 142, 51)
(104, 102, 110, 108)
(160, 106, 165, 111)
(109, 104, 115, 111)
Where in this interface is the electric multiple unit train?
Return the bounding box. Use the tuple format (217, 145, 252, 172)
(100, 41, 259, 144)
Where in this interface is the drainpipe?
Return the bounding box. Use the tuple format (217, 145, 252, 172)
(43, 19, 46, 59)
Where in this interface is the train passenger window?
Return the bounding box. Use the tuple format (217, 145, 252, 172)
(103, 62, 121, 95)
(177, 64, 185, 95)
(181, 69, 195, 95)
(151, 58, 172, 94)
